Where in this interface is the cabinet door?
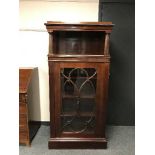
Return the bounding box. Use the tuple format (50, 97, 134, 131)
(54, 62, 109, 138)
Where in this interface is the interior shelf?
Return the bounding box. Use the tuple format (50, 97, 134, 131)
(61, 76, 97, 79)
(60, 112, 95, 117)
(62, 94, 96, 99)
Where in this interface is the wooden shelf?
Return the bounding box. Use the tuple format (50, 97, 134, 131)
(60, 112, 95, 117)
(62, 94, 96, 99)
(61, 76, 97, 79)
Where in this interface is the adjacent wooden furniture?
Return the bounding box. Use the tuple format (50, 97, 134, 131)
(45, 21, 114, 149)
(19, 68, 40, 146)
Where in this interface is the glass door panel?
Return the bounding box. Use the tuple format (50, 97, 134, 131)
(60, 68, 97, 134)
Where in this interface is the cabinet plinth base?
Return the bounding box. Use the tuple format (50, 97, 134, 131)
(48, 138, 107, 149)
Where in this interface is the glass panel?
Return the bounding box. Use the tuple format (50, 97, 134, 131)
(61, 116, 95, 133)
(60, 68, 97, 134)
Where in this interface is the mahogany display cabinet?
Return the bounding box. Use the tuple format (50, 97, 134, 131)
(45, 21, 114, 149)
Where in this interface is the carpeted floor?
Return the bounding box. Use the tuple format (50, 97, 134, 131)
(19, 125, 135, 155)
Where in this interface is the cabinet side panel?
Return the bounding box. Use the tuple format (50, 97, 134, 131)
(53, 63, 62, 137)
(95, 64, 104, 136)
(49, 62, 56, 137)
(95, 63, 110, 137)
(103, 63, 110, 128)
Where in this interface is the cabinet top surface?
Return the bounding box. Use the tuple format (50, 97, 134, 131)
(44, 21, 114, 32)
(19, 68, 34, 93)
(45, 21, 114, 26)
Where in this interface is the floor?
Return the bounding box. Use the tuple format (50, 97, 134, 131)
(19, 125, 135, 155)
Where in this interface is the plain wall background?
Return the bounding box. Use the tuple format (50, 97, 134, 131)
(19, 0, 99, 121)
(99, 0, 135, 125)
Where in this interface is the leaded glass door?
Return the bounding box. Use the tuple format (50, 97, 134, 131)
(54, 63, 106, 137)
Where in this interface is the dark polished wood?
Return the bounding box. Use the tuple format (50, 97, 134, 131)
(48, 138, 107, 149)
(19, 68, 40, 146)
(45, 21, 114, 149)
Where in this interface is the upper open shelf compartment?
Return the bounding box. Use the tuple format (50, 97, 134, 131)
(52, 31, 105, 55)
(45, 21, 114, 56)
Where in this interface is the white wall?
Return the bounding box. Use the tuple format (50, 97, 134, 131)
(19, 0, 99, 121)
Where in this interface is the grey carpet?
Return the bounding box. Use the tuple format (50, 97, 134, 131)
(19, 125, 135, 155)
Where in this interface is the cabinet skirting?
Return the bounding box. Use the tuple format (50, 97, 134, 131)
(48, 137, 107, 149)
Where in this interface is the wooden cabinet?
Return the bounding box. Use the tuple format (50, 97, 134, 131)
(19, 68, 40, 146)
(45, 21, 114, 149)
